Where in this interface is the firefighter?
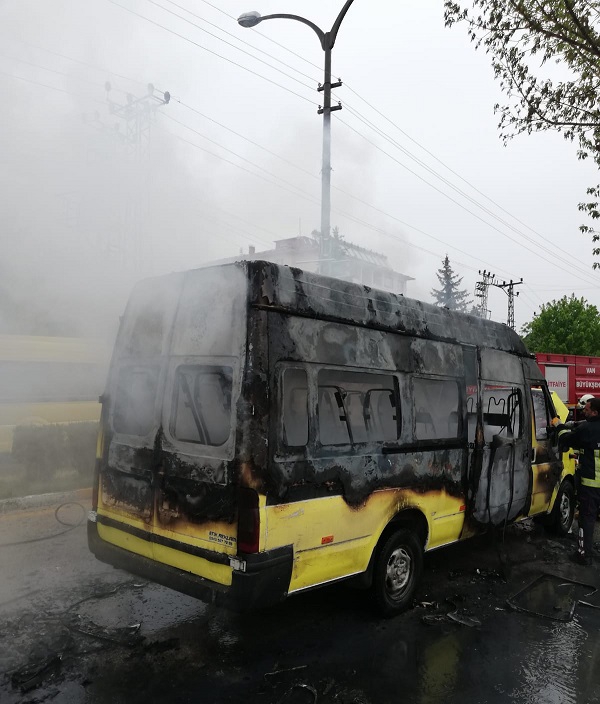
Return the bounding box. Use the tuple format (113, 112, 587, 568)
(574, 393, 595, 424)
(556, 397, 600, 565)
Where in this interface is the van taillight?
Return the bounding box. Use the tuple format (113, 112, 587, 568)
(238, 488, 260, 553)
(92, 459, 101, 510)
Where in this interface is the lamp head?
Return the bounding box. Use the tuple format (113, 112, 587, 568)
(238, 11, 262, 27)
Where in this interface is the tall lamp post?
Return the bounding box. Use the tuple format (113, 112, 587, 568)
(238, 2, 356, 268)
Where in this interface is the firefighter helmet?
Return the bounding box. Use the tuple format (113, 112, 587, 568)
(578, 394, 595, 409)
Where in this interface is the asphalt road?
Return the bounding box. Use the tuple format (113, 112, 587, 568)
(2, 490, 600, 704)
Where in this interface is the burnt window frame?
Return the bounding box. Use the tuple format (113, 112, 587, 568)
(411, 375, 463, 444)
(530, 383, 556, 442)
(280, 366, 310, 449)
(169, 363, 234, 448)
(314, 366, 402, 450)
(482, 382, 524, 442)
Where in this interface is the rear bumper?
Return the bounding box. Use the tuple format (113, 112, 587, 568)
(87, 519, 293, 611)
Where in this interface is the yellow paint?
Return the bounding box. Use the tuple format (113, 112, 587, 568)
(97, 504, 233, 585)
(152, 543, 232, 586)
(154, 521, 238, 554)
(529, 462, 555, 516)
(95, 423, 104, 460)
(97, 505, 150, 531)
(98, 522, 154, 560)
(265, 488, 465, 593)
(529, 391, 575, 516)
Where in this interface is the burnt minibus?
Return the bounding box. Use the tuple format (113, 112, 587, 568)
(88, 260, 574, 615)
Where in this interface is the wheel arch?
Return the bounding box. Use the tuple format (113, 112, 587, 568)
(352, 508, 429, 589)
(381, 508, 429, 549)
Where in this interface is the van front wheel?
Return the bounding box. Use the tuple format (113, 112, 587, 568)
(371, 528, 423, 617)
(546, 480, 575, 537)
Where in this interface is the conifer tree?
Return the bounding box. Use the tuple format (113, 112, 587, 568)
(431, 255, 472, 312)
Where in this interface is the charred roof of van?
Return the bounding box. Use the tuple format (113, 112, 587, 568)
(241, 260, 530, 357)
(128, 259, 530, 358)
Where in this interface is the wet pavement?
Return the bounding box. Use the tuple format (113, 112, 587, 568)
(2, 492, 600, 703)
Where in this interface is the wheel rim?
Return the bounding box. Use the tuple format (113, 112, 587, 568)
(559, 491, 571, 528)
(385, 546, 412, 598)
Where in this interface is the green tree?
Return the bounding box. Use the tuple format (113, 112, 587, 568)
(444, 1, 600, 266)
(431, 255, 473, 312)
(521, 295, 600, 354)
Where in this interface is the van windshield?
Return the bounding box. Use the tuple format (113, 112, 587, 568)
(170, 365, 233, 446)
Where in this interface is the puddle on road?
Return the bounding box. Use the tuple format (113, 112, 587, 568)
(507, 573, 596, 621)
(72, 582, 206, 636)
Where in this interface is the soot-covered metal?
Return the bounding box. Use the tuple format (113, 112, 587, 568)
(247, 261, 544, 525)
(99, 260, 546, 529)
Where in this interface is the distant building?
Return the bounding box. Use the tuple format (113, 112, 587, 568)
(213, 235, 413, 295)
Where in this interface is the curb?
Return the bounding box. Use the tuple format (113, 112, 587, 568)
(0, 487, 92, 514)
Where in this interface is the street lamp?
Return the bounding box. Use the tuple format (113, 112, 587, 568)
(238, 2, 356, 268)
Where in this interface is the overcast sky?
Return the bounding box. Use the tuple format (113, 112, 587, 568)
(1, 0, 599, 339)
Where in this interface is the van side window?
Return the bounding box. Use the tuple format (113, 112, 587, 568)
(170, 366, 232, 446)
(317, 369, 399, 446)
(413, 378, 460, 440)
(113, 365, 159, 436)
(530, 386, 550, 441)
(282, 368, 309, 447)
(483, 384, 522, 442)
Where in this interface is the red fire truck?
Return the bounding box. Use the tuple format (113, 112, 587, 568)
(535, 353, 600, 415)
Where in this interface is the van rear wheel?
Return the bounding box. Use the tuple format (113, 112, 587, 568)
(371, 528, 423, 617)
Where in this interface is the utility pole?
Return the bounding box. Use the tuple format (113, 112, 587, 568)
(493, 278, 523, 330)
(105, 83, 171, 160)
(238, 1, 355, 272)
(83, 83, 170, 269)
(475, 270, 496, 319)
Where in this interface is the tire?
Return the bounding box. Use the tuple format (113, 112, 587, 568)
(545, 480, 575, 537)
(371, 528, 423, 617)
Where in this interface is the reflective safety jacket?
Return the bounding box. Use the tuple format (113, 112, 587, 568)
(558, 416, 600, 488)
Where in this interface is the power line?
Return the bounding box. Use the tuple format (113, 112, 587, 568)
(141, 0, 594, 281)
(159, 0, 319, 84)
(339, 104, 599, 283)
(0, 52, 110, 90)
(2, 49, 569, 294)
(0, 68, 105, 104)
(8, 20, 591, 309)
(159, 111, 517, 278)
(144, 0, 317, 92)
(4, 43, 490, 279)
(196, 0, 323, 72)
(156, 118, 321, 205)
(105, 0, 318, 106)
(132, 0, 597, 283)
(9, 37, 147, 89)
(343, 82, 592, 273)
(172, 98, 492, 270)
(104, 0, 597, 284)
(162, 112, 319, 202)
(337, 113, 599, 285)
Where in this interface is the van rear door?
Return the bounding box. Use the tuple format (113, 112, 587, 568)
(99, 266, 249, 582)
(99, 273, 182, 544)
